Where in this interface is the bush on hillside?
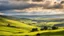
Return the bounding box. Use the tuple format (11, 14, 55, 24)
(36, 33, 40, 36)
(43, 26, 48, 30)
(52, 26, 58, 30)
(7, 23, 10, 27)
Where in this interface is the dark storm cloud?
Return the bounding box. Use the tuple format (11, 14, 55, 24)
(0, 0, 39, 11)
(0, 4, 37, 11)
(0, 0, 63, 11)
(0, 3, 38, 11)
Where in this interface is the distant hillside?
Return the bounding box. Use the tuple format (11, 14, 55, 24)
(12, 14, 64, 18)
(54, 23, 64, 27)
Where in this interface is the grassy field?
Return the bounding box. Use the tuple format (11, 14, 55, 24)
(0, 16, 64, 36)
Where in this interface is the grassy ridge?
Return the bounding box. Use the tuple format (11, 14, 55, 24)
(0, 17, 37, 35)
(0, 16, 64, 36)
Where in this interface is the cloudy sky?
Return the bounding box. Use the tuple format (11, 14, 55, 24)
(0, 0, 64, 15)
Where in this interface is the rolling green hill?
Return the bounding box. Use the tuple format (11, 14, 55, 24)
(0, 15, 64, 36)
(0, 15, 38, 35)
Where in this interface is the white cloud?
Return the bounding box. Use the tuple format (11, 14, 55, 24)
(0, 12, 4, 15)
(0, 9, 64, 15)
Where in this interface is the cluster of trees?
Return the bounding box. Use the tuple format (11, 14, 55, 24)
(40, 26, 58, 30)
(31, 26, 58, 32)
(28, 26, 58, 36)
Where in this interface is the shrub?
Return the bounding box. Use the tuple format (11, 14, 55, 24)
(52, 26, 58, 30)
(25, 35, 28, 36)
(7, 23, 10, 27)
(43, 26, 48, 30)
(36, 33, 40, 36)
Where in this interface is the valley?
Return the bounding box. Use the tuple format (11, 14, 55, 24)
(0, 15, 64, 36)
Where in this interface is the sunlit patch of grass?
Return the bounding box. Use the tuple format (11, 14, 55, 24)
(0, 26, 28, 33)
(0, 31, 12, 35)
(40, 30, 64, 36)
(13, 28, 64, 36)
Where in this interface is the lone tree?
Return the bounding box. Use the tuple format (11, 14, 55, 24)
(52, 26, 58, 30)
(31, 28, 38, 32)
(7, 23, 10, 27)
(36, 33, 40, 36)
(43, 26, 48, 30)
(25, 35, 28, 36)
